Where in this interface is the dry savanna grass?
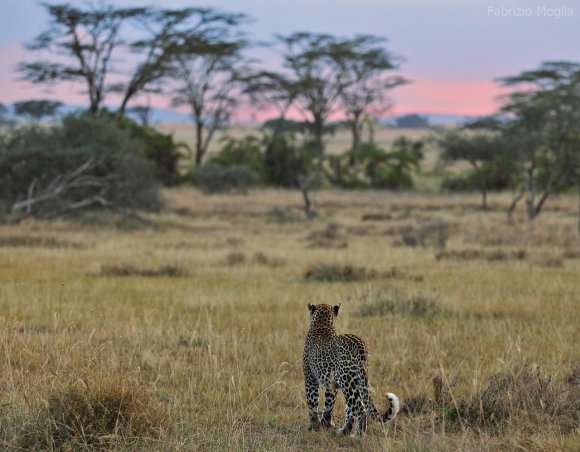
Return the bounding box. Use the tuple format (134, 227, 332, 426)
(1, 188, 579, 450)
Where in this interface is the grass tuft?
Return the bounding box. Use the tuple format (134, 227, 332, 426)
(253, 252, 286, 268)
(0, 235, 85, 249)
(304, 263, 378, 282)
(356, 287, 440, 318)
(307, 222, 348, 249)
(433, 359, 580, 433)
(100, 263, 188, 277)
(15, 378, 169, 450)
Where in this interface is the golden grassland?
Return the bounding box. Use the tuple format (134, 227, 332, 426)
(1, 189, 579, 450)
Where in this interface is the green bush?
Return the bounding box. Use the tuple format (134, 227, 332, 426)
(208, 135, 265, 180)
(264, 134, 314, 187)
(441, 157, 515, 193)
(104, 112, 186, 186)
(0, 114, 161, 218)
(325, 138, 424, 190)
(193, 164, 259, 194)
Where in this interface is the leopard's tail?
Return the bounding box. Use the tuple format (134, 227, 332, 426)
(361, 371, 400, 422)
(367, 392, 400, 422)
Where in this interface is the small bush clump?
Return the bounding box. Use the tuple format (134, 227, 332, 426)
(307, 222, 348, 249)
(362, 212, 393, 222)
(193, 164, 259, 194)
(264, 207, 302, 224)
(356, 287, 440, 318)
(100, 263, 187, 277)
(436, 360, 580, 433)
(304, 263, 378, 282)
(401, 219, 454, 248)
(253, 252, 286, 268)
(0, 235, 85, 249)
(16, 378, 169, 450)
(435, 249, 527, 262)
(224, 251, 247, 266)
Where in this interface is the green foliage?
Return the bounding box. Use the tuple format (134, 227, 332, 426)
(191, 132, 315, 190)
(192, 164, 259, 194)
(13, 99, 62, 121)
(122, 118, 186, 186)
(264, 134, 314, 187)
(0, 113, 161, 217)
(497, 61, 580, 219)
(442, 157, 514, 192)
(208, 135, 265, 180)
(262, 118, 307, 134)
(326, 138, 424, 189)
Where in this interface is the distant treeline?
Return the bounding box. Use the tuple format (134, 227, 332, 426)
(0, 2, 578, 223)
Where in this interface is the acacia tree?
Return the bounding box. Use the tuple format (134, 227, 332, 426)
(275, 32, 350, 159)
(13, 99, 63, 122)
(171, 28, 249, 166)
(436, 129, 506, 210)
(19, 3, 147, 115)
(18, 3, 246, 118)
(115, 8, 246, 117)
(242, 70, 299, 138)
(498, 61, 580, 221)
(337, 35, 406, 162)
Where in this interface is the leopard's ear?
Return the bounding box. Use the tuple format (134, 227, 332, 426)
(308, 304, 316, 314)
(333, 304, 341, 317)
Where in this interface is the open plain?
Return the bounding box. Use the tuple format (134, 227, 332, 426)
(1, 188, 579, 450)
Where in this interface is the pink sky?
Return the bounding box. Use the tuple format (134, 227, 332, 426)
(1, 0, 577, 119)
(0, 42, 504, 119)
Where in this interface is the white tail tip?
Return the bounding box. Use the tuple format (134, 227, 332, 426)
(386, 392, 400, 420)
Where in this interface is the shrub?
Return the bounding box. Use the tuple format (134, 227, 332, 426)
(356, 287, 440, 318)
(193, 164, 259, 194)
(307, 222, 348, 249)
(264, 207, 302, 224)
(435, 249, 527, 262)
(401, 219, 453, 248)
(437, 359, 580, 433)
(26, 377, 169, 449)
(325, 139, 424, 189)
(253, 252, 286, 267)
(208, 135, 265, 180)
(0, 235, 84, 249)
(225, 251, 247, 266)
(304, 263, 378, 282)
(0, 114, 161, 218)
(263, 133, 314, 187)
(100, 263, 187, 277)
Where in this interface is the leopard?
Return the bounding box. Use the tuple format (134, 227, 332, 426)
(303, 303, 400, 436)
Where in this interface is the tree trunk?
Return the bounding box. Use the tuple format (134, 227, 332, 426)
(117, 91, 133, 119)
(312, 115, 325, 159)
(507, 189, 524, 222)
(349, 114, 362, 167)
(195, 119, 204, 166)
(533, 189, 552, 219)
(298, 176, 314, 220)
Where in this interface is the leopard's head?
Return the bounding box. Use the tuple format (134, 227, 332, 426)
(307, 303, 340, 333)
